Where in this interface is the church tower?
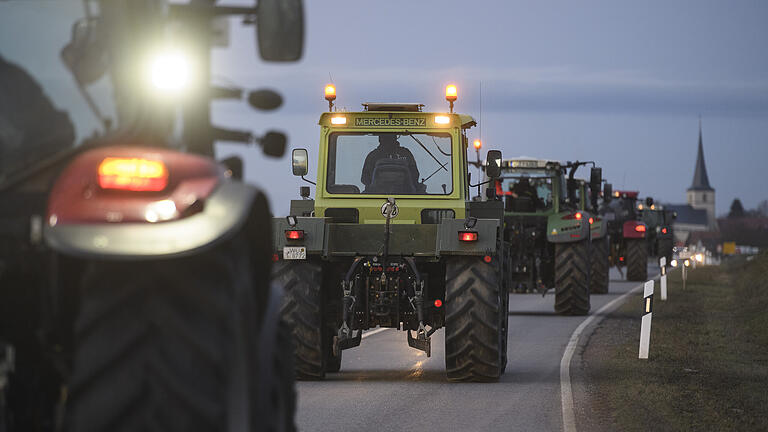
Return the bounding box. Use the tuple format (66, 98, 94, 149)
(686, 120, 716, 229)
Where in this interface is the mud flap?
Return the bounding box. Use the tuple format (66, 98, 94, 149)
(333, 329, 361, 357)
(407, 330, 431, 357)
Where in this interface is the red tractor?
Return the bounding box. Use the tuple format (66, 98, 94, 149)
(0, 1, 303, 430)
(602, 188, 648, 281)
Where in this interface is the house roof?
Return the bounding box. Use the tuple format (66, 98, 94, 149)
(666, 204, 709, 226)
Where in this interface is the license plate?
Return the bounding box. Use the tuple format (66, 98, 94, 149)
(283, 246, 307, 260)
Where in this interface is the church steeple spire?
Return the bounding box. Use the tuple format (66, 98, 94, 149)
(690, 117, 713, 191)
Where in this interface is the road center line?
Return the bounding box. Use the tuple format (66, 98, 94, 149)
(361, 327, 390, 339)
(560, 275, 660, 432)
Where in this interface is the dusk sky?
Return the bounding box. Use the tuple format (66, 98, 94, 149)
(2, 0, 767, 215)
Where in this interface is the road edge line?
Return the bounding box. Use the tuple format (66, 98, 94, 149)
(560, 275, 660, 432)
(361, 327, 389, 339)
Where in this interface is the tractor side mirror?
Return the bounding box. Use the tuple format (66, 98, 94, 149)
(604, 183, 613, 203)
(292, 148, 309, 176)
(257, 0, 304, 62)
(247, 89, 283, 110)
(590, 167, 602, 190)
(485, 150, 502, 179)
(60, 18, 108, 85)
(646, 197, 654, 207)
(261, 131, 286, 157)
(566, 178, 577, 205)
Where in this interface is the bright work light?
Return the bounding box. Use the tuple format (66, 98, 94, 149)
(148, 50, 191, 92)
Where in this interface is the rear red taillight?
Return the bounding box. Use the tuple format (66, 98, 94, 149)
(98, 157, 168, 191)
(635, 224, 647, 233)
(434, 299, 443, 308)
(662, 227, 668, 234)
(285, 230, 304, 240)
(562, 212, 583, 220)
(459, 231, 478, 242)
(588, 217, 594, 225)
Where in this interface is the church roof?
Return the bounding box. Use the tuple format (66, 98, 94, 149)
(689, 121, 714, 191)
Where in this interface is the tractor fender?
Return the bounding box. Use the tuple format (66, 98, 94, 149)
(44, 146, 261, 260)
(272, 216, 327, 255)
(546, 213, 590, 243)
(622, 220, 647, 239)
(437, 218, 500, 256)
(589, 216, 608, 240)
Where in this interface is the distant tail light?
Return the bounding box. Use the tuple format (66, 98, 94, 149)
(662, 227, 668, 234)
(459, 231, 478, 242)
(635, 224, 647, 233)
(562, 212, 583, 220)
(588, 217, 594, 225)
(434, 299, 443, 308)
(98, 157, 168, 191)
(285, 230, 304, 240)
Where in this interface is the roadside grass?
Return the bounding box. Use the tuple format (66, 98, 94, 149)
(582, 253, 768, 431)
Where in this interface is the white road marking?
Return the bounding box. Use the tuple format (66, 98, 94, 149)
(560, 275, 659, 432)
(361, 327, 390, 339)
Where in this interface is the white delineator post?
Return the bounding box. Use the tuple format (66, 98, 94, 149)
(638, 280, 654, 359)
(659, 257, 667, 301)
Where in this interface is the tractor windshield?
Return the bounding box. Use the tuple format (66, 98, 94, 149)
(496, 170, 555, 212)
(326, 132, 453, 195)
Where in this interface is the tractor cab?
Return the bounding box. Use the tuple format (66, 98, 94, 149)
(291, 85, 487, 225)
(497, 158, 562, 215)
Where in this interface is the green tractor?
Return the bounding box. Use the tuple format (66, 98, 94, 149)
(639, 199, 675, 263)
(496, 159, 602, 314)
(273, 85, 509, 382)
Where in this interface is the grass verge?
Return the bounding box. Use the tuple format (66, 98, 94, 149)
(580, 253, 768, 431)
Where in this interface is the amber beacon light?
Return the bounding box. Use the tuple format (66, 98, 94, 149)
(325, 84, 336, 111)
(445, 84, 457, 113)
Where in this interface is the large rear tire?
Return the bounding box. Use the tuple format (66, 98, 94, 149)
(67, 235, 295, 432)
(589, 237, 610, 294)
(626, 239, 648, 281)
(555, 241, 591, 315)
(444, 257, 504, 382)
(274, 261, 328, 379)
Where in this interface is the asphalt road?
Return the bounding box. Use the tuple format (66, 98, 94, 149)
(295, 263, 657, 432)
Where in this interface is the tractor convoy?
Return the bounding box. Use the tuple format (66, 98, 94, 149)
(273, 84, 666, 383)
(0, 3, 677, 427)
